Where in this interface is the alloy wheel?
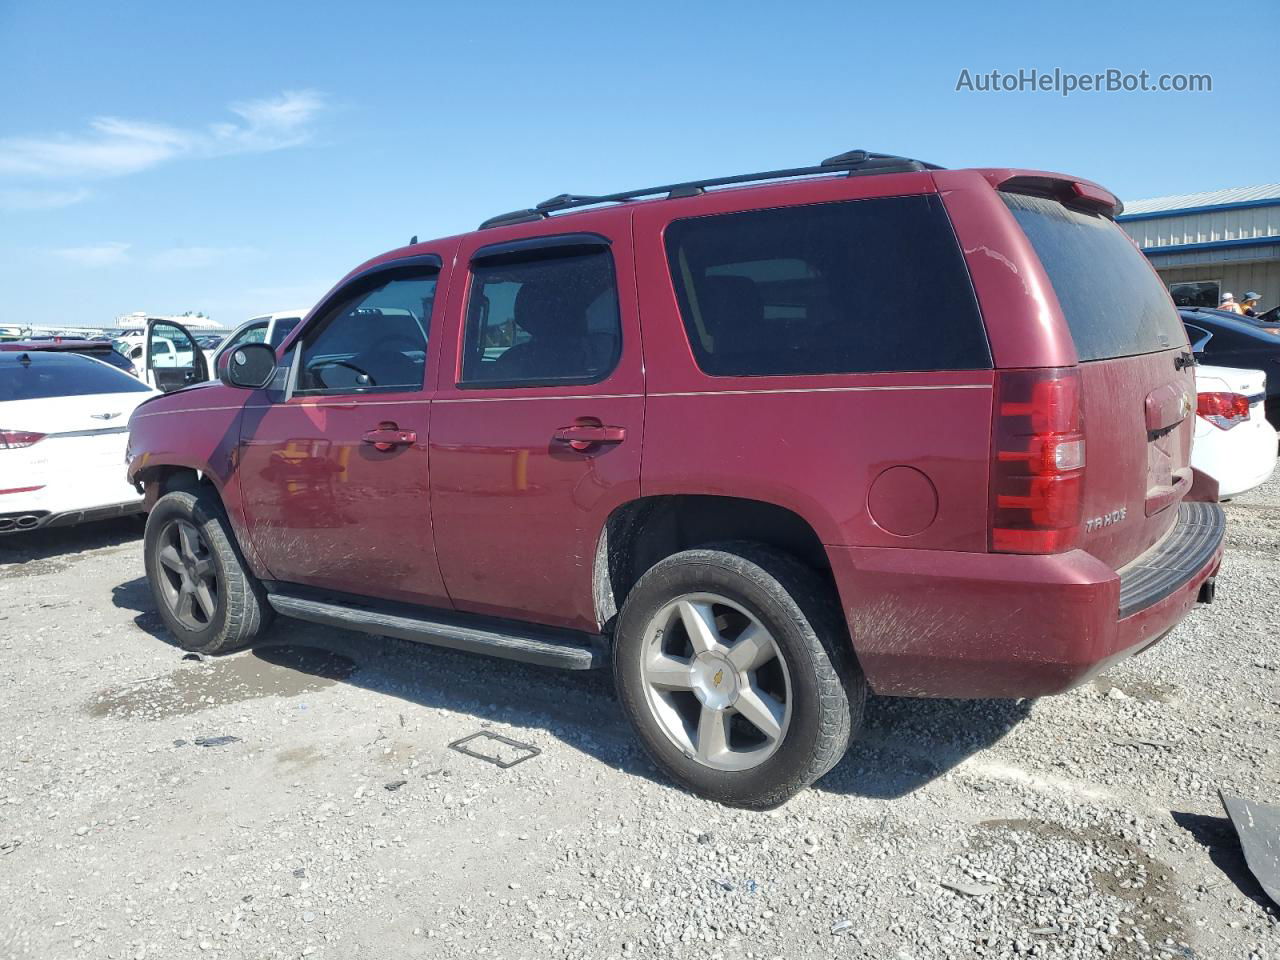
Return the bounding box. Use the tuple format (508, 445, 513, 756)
(638, 593, 792, 772)
(155, 519, 220, 631)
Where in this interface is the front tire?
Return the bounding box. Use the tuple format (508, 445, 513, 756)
(143, 489, 271, 653)
(613, 542, 864, 809)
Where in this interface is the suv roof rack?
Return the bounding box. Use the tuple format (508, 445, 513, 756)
(478, 149, 944, 229)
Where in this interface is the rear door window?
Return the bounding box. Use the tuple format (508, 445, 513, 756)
(1002, 192, 1186, 361)
(663, 195, 990, 377)
(0, 353, 151, 401)
(460, 247, 621, 387)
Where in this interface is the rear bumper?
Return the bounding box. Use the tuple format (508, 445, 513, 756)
(0, 499, 144, 535)
(828, 501, 1225, 698)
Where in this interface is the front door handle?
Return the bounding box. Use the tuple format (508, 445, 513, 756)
(552, 423, 627, 452)
(361, 424, 417, 452)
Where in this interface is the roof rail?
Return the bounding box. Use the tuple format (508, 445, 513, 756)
(478, 150, 943, 229)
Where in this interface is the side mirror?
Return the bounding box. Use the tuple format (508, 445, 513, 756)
(221, 343, 277, 390)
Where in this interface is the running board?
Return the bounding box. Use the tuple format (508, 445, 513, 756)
(265, 592, 607, 670)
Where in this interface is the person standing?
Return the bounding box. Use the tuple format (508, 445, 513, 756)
(1219, 292, 1244, 314)
(1240, 291, 1263, 317)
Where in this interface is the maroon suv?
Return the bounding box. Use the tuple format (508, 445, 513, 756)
(126, 150, 1224, 808)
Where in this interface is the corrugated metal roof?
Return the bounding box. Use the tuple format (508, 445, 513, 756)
(1122, 184, 1280, 216)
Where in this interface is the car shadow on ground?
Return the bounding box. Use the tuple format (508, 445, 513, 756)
(0, 515, 143, 566)
(109, 574, 1032, 803)
(819, 694, 1034, 799)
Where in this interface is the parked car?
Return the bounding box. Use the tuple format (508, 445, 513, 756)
(1, 350, 157, 534)
(1182, 308, 1280, 427)
(127, 150, 1224, 808)
(115, 331, 212, 391)
(195, 334, 226, 352)
(210, 310, 305, 370)
(1190, 364, 1276, 498)
(1186, 305, 1280, 335)
(0, 338, 137, 376)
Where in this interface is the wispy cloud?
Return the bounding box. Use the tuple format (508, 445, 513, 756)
(46, 242, 260, 270)
(52, 242, 132, 267)
(148, 245, 257, 270)
(0, 187, 91, 211)
(0, 90, 327, 183)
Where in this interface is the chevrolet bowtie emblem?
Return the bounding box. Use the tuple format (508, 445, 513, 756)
(712, 669, 724, 687)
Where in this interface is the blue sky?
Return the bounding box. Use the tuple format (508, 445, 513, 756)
(2, 0, 1276, 328)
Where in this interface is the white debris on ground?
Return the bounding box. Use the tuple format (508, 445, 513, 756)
(0, 474, 1277, 960)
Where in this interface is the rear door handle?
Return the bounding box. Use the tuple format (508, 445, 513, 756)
(552, 424, 627, 451)
(361, 424, 417, 451)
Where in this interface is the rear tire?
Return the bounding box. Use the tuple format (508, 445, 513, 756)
(143, 489, 271, 653)
(613, 542, 864, 809)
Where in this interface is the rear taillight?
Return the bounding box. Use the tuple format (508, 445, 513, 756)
(990, 368, 1085, 554)
(1197, 392, 1250, 430)
(0, 430, 45, 449)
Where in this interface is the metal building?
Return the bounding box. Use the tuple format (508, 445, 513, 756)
(1117, 184, 1280, 313)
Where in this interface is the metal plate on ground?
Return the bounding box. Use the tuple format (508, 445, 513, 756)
(448, 731, 541, 769)
(1220, 791, 1280, 907)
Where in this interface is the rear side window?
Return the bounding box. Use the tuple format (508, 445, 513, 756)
(0, 353, 150, 401)
(664, 195, 990, 377)
(461, 248, 621, 387)
(1002, 193, 1186, 361)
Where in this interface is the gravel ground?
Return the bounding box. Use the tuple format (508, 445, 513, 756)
(1, 478, 1277, 960)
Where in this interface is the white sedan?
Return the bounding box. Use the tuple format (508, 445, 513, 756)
(1, 349, 157, 534)
(1192, 363, 1277, 500)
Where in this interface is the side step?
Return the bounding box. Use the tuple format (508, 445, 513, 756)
(265, 592, 607, 670)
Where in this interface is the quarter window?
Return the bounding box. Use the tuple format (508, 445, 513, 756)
(461, 247, 621, 387)
(295, 271, 435, 395)
(664, 195, 991, 376)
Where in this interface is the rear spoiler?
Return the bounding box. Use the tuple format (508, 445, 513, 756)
(978, 171, 1123, 219)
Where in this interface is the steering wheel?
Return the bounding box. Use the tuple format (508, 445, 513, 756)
(318, 359, 377, 388)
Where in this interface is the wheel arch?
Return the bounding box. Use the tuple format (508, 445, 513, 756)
(133, 461, 223, 508)
(133, 459, 267, 579)
(593, 494, 839, 631)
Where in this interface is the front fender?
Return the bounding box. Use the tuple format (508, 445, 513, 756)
(126, 390, 266, 577)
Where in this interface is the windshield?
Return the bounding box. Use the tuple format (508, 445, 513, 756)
(1002, 192, 1187, 361)
(0, 353, 151, 401)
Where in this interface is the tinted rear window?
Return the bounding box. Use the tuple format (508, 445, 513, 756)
(72, 346, 133, 371)
(0, 353, 151, 401)
(664, 195, 990, 377)
(1002, 193, 1186, 361)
